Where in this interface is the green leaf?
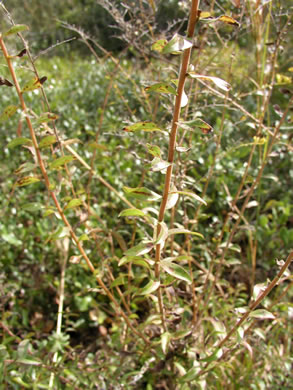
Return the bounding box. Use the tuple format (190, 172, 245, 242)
(64, 198, 83, 210)
(88, 142, 107, 151)
(138, 279, 160, 295)
(176, 190, 207, 205)
(79, 234, 89, 241)
(119, 208, 146, 218)
(2, 233, 22, 246)
(171, 329, 192, 340)
(7, 137, 32, 148)
(21, 77, 46, 92)
(122, 121, 164, 132)
(150, 157, 171, 173)
(49, 155, 76, 170)
(21, 202, 43, 212)
(162, 34, 193, 54)
(188, 73, 231, 91)
(14, 162, 36, 175)
(178, 118, 213, 134)
(15, 358, 41, 366)
(168, 228, 204, 239)
(123, 186, 161, 201)
(166, 184, 179, 209)
(200, 348, 223, 362)
(4, 24, 29, 36)
(160, 261, 192, 284)
(145, 82, 177, 95)
(161, 332, 171, 354)
(179, 367, 199, 383)
(110, 275, 126, 288)
(124, 241, 154, 256)
(248, 309, 275, 320)
(153, 222, 168, 245)
(35, 112, 58, 124)
(146, 143, 162, 158)
(16, 176, 40, 187)
(119, 256, 150, 269)
(151, 39, 168, 52)
(39, 135, 57, 149)
(0, 105, 19, 122)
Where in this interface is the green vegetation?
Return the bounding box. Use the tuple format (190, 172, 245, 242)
(0, 1, 292, 389)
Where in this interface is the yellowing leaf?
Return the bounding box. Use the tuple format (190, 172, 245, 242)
(0, 105, 19, 122)
(151, 39, 168, 52)
(119, 208, 146, 217)
(22, 77, 47, 92)
(146, 144, 162, 158)
(39, 135, 57, 149)
(122, 121, 164, 132)
(35, 112, 58, 124)
(145, 82, 177, 95)
(16, 176, 40, 187)
(218, 15, 240, 26)
(64, 198, 83, 210)
(123, 186, 161, 201)
(198, 11, 212, 19)
(276, 74, 292, 85)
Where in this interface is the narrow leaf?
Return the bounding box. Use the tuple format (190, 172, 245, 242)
(119, 256, 150, 269)
(0, 105, 19, 122)
(146, 143, 162, 158)
(16, 176, 40, 187)
(119, 208, 146, 217)
(249, 309, 275, 320)
(188, 73, 231, 91)
(124, 241, 154, 256)
(161, 332, 171, 354)
(161, 261, 192, 284)
(168, 228, 204, 239)
(0, 77, 13, 87)
(123, 186, 161, 201)
(145, 82, 177, 95)
(166, 184, 179, 209)
(151, 39, 168, 52)
(218, 15, 240, 26)
(35, 112, 58, 124)
(150, 157, 171, 172)
(49, 155, 76, 170)
(122, 121, 164, 132)
(21, 77, 44, 92)
(179, 367, 199, 383)
(7, 137, 32, 148)
(64, 198, 83, 210)
(154, 222, 168, 245)
(39, 135, 57, 149)
(138, 279, 160, 295)
(14, 162, 36, 175)
(162, 34, 193, 54)
(178, 118, 213, 134)
(4, 24, 29, 36)
(175, 190, 207, 205)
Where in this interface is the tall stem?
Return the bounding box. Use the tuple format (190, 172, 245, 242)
(154, 0, 200, 330)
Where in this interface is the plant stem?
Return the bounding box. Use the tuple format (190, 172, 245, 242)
(154, 0, 200, 330)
